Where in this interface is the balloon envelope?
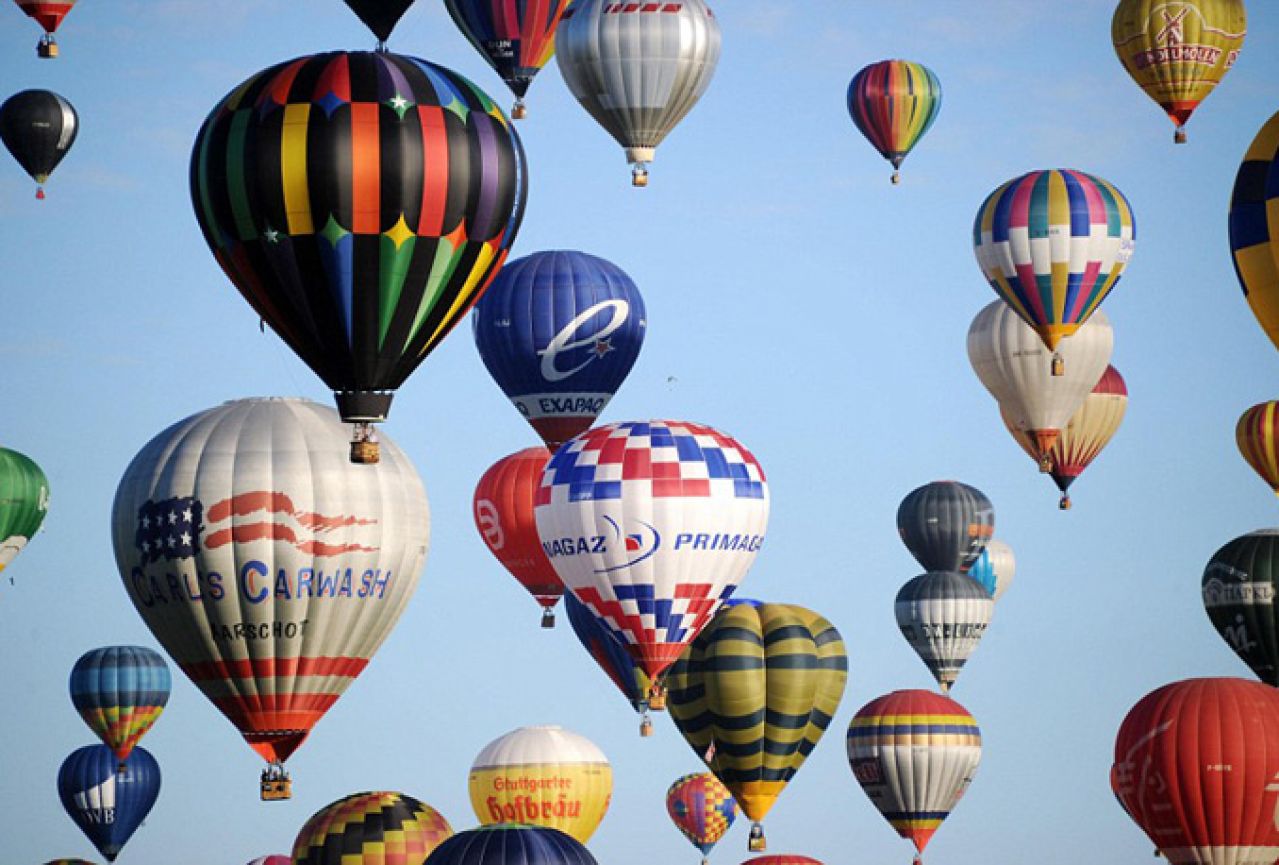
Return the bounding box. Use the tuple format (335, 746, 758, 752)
(896, 480, 994, 573)
(0, 445, 48, 575)
(341, 0, 414, 43)
(58, 745, 160, 863)
(293, 791, 453, 865)
(469, 725, 612, 842)
(444, 0, 572, 111)
(965, 538, 1015, 601)
(973, 169, 1135, 351)
(534, 420, 769, 679)
(1236, 401, 1279, 497)
(1230, 109, 1279, 353)
(1113, 678, 1279, 864)
(667, 772, 738, 857)
(473, 250, 647, 448)
(846, 59, 942, 181)
(423, 824, 597, 865)
(14, 0, 78, 33)
(190, 51, 527, 424)
(0, 89, 77, 195)
(563, 590, 653, 714)
(246, 858, 291, 865)
(111, 398, 429, 766)
(69, 645, 171, 763)
(1202, 531, 1279, 685)
(895, 571, 992, 692)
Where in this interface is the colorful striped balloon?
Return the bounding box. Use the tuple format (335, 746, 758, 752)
(445, 0, 573, 117)
(69, 645, 171, 765)
(293, 792, 453, 865)
(1237, 401, 1279, 497)
(847, 690, 981, 861)
(666, 601, 848, 851)
(846, 59, 942, 184)
(190, 52, 526, 428)
(1112, 0, 1246, 143)
(667, 772, 738, 861)
(973, 170, 1136, 355)
(1230, 110, 1279, 354)
(894, 572, 992, 692)
(0, 445, 48, 575)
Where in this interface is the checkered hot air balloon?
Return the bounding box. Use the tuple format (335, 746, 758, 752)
(292, 791, 453, 865)
(667, 772, 738, 863)
(666, 601, 848, 852)
(534, 420, 769, 697)
(69, 646, 171, 769)
(563, 591, 659, 735)
(972, 169, 1135, 372)
(110, 398, 429, 798)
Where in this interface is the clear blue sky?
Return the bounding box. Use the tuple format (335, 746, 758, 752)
(2, 1, 1278, 863)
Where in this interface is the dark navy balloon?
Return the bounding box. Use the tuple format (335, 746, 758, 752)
(896, 481, 994, 573)
(423, 824, 598, 865)
(57, 745, 160, 862)
(473, 250, 646, 448)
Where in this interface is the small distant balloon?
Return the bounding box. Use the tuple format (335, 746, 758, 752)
(13, 0, 79, 57)
(896, 480, 994, 573)
(0, 89, 78, 199)
(846, 59, 942, 184)
(69, 645, 171, 766)
(0, 445, 49, 577)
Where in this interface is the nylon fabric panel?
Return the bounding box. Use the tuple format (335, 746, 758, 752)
(421, 824, 599, 865)
(110, 398, 428, 764)
(0, 445, 49, 573)
(896, 480, 994, 573)
(69, 646, 171, 762)
(1203, 531, 1279, 686)
(474, 448, 563, 611)
(965, 539, 1015, 601)
(1229, 110, 1279, 353)
(16, 0, 77, 33)
(292, 791, 453, 865)
(57, 745, 160, 863)
(563, 591, 652, 711)
(444, 0, 573, 102)
(895, 572, 993, 691)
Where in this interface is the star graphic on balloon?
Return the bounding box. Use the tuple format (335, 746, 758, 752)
(592, 338, 615, 358)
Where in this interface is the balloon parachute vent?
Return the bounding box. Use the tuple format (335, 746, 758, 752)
(1059, 494, 1072, 510)
(1175, 127, 1187, 144)
(640, 715, 653, 737)
(632, 166, 649, 187)
(1051, 354, 1064, 376)
(35, 186, 45, 200)
(260, 764, 292, 801)
(748, 823, 766, 852)
(891, 171, 901, 185)
(512, 100, 527, 120)
(541, 608, 555, 629)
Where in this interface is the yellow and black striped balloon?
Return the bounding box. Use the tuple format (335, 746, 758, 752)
(292, 791, 453, 865)
(665, 601, 848, 848)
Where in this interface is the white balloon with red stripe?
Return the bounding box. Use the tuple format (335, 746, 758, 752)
(533, 420, 769, 684)
(110, 397, 428, 779)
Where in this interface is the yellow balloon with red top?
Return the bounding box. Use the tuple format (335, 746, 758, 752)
(468, 725, 613, 843)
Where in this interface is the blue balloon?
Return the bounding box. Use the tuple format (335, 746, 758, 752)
(57, 745, 160, 862)
(473, 250, 646, 448)
(69, 645, 171, 761)
(564, 591, 648, 713)
(423, 824, 597, 865)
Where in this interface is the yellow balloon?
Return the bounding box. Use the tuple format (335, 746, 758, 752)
(1112, 0, 1246, 142)
(468, 725, 612, 843)
(1229, 109, 1279, 354)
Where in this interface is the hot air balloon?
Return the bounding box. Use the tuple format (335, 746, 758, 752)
(556, 0, 721, 186)
(895, 572, 992, 692)
(69, 646, 171, 768)
(1112, 0, 1246, 143)
(1202, 531, 1279, 685)
(0, 445, 48, 577)
(741, 858, 823, 865)
(1113, 678, 1279, 864)
(475, 448, 563, 626)
(896, 480, 993, 573)
(444, 0, 573, 118)
(423, 824, 597, 865)
(293, 791, 453, 865)
(40, 860, 96, 865)
(667, 772, 738, 864)
(965, 539, 1015, 601)
(1237, 401, 1279, 498)
(58, 745, 160, 863)
(473, 250, 647, 449)
(534, 420, 769, 699)
(342, 0, 415, 47)
(190, 51, 527, 462)
(1001, 364, 1128, 508)
(469, 725, 612, 842)
(563, 591, 659, 735)
(847, 690, 981, 865)
(968, 300, 1114, 470)
(13, 0, 77, 57)
(0, 89, 77, 199)
(973, 170, 1136, 371)
(666, 601, 848, 852)
(110, 398, 429, 798)
(246, 858, 291, 865)
(1229, 110, 1279, 354)
(846, 59, 942, 184)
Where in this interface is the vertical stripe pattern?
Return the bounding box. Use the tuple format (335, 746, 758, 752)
(445, 0, 573, 103)
(0, 445, 49, 574)
(894, 572, 993, 692)
(896, 480, 994, 573)
(69, 646, 172, 763)
(1238, 401, 1279, 496)
(846, 59, 942, 179)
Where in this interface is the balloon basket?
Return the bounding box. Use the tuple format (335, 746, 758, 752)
(1038, 455, 1052, 473)
(512, 101, 527, 120)
(647, 683, 667, 711)
(747, 823, 766, 852)
(260, 765, 292, 801)
(632, 166, 649, 187)
(350, 440, 380, 464)
(1059, 494, 1072, 510)
(891, 171, 900, 185)
(540, 607, 555, 629)
(640, 715, 653, 737)
(1050, 354, 1064, 376)
(38, 38, 57, 59)
(1174, 127, 1187, 144)
(35, 186, 45, 200)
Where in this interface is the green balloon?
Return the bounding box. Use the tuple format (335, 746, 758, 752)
(0, 446, 49, 575)
(1203, 529, 1279, 685)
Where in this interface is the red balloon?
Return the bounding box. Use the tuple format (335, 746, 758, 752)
(740, 858, 823, 865)
(474, 448, 564, 626)
(1113, 678, 1279, 864)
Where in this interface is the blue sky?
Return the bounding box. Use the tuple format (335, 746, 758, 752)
(2, 1, 1278, 863)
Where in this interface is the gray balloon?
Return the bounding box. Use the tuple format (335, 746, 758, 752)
(897, 481, 994, 572)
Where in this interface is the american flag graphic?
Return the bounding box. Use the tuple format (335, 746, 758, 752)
(134, 491, 378, 561)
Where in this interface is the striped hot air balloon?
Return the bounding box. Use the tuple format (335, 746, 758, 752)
(973, 170, 1136, 365)
(846, 59, 942, 184)
(847, 690, 981, 864)
(667, 772, 738, 863)
(1113, 678, 1279, 865)
(0, 445, 49, 577)
(69, 646, 171, 767)
(896, 481, 994, 573)
(1001, 364, 1128, 509)
(895, 572, 992, 692)
(1237, 401, 1279, 498)
(474, 448, 563, 627)
(468, 726, 613, 843)
(110, 399, 429, 797)
(423, 824, 597, 865)
(1230, 110, 1279, 354)
(1202, 531, 1279, 686)
(666, 601, 848, 852)
(292, 791, 453, 865)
